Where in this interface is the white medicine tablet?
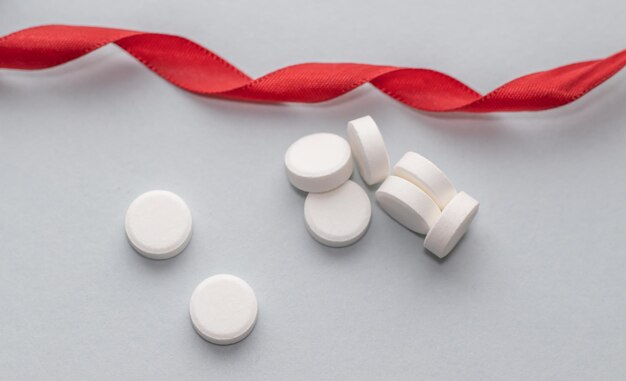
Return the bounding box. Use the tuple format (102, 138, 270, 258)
(125, 190, 192, 260)
(285, 133, 353, 193)
(393, 152, 457, 209)
(304, 180, 371, 247)
(375, 176, 441, 235)
(189, 274, 258, 345)
(346, 115, 390, 185)
(424, 192, 479, 258)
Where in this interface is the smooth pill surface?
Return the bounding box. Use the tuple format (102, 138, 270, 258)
(285, 133, 353, 193)
(304, 180, 371, 247)
(375, 176, 441, 235)
(190, 274, 258, 345)
(393, 152, 457, 209)
(424, 192, 479, 258)
(125, 190, 193, 259)
(347, 115, 390, 185)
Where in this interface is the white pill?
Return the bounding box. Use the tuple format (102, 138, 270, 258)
(304, 180, 371, 247)
(125, 190, 192, 260)
(393, 152, 457, 209)
(375, 176, 441, 235)
(346, 115, 390, 185)
(189, 274, 258, 345)
(424, 192, 479, 258)
(285, 133, 353, 193)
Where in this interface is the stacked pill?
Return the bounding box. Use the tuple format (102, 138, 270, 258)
(377, 152, 479, 258)
(285, 131, 377, 247)
(285, 116, 479, 257)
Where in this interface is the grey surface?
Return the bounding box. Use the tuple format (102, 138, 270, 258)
(1, 1, 626, 380)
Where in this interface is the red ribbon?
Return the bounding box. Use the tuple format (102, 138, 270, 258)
(1, 25, 625, 112)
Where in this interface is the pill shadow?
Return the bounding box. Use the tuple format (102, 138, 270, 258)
(288, 183, 308, 198)
(301, 212, 373, 260)
(125, 237, 195, 274)
(419, 228, 474, 264)
(191, 331, 248, 354)
(189, 319, 261, 358)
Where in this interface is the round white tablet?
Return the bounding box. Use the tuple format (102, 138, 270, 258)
(375, 176, 441, 235)
(189, 274, 258, 345)
(304, 180, 371, 247)
(424, 192, 479, 258)
(285, 133, 353, 193)
(346, 115, 390, 185)
(125, 190, 193, 260)
(393, 152, 457, 209)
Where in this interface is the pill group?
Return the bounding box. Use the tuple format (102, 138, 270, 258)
(121, 116, 479, 347)
(285, 115, 479, 258)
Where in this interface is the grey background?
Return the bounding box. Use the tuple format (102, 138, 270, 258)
(1, 1, 625, 380)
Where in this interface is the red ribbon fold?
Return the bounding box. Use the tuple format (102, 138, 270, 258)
(1, 25, 625, 112)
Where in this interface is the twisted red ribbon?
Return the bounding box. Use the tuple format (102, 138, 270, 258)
(1, 25, 625, 112)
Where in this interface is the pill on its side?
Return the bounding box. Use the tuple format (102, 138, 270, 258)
(375, 176, 441, 235)
(125, 190, 193, 260)
(304, 180, 371, 247)
(285, 133, 353, 193)
(190, 274, 258, 345)
(424, 192, 479, 258)
(347, 115, 390, 185)
(393, 152, 457, 209)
